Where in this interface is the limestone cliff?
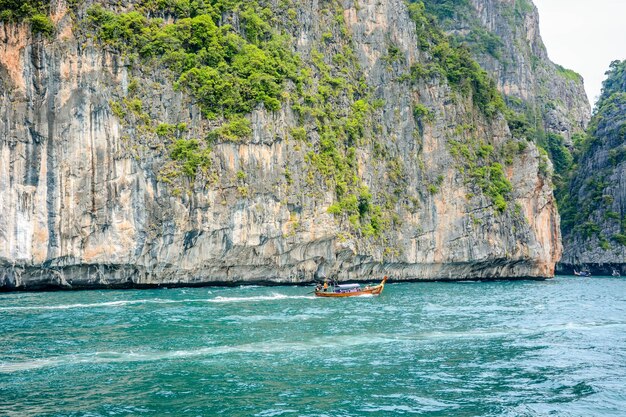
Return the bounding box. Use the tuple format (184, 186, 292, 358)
(421, 0, 590, 145)
(0, 0, 562, 290)
(560, 60, 626, 275)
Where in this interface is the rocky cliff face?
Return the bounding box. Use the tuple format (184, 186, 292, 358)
(560, 60, 626, 275)
(0, 0, 562, 290)
(422, 0, 590, 145)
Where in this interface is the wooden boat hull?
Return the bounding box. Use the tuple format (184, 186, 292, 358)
(315, 277, 387, 297)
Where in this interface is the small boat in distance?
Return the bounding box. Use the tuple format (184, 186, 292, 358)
(574, 269, 591, 277)
(612, 269, 621, 277)
(315, 276, 388, 297)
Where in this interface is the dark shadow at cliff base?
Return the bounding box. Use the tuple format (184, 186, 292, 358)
(557, 263, 625, 277)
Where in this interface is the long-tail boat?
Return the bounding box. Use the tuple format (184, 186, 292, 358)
(314, 276, 387, 297)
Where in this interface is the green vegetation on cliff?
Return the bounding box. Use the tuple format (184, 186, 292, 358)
(419, 0, 588, 216)
(3, 0, 541, 227)
(82, 0, 396, 238)
(597, 60, 626, 104)
(6, 0, 522, 221)
(85, 2, 299, 119)
(406, 1, 506, 117)
(447, 132, 515, 212)
(292, 19, 390, 238)
(0, 0, 55, 36)
(80, 0, 301, 186)
(407, 1, 514, 211)
(170, 138, 212, 178)
(0, 0, 47, 20)
(420, 0, 503, 60)
(555, 64, 583, 82)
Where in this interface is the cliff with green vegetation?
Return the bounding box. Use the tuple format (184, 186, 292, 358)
(560, 60, 626, 274)
(420, 0, 590, 143)
(420, 0, 591, 213)
(0, 0, 572, 289)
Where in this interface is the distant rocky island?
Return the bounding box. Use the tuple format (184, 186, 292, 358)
(559, 60, 626, 275)
(0, 0, 621, 290)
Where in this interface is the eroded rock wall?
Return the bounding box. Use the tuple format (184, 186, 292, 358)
(0, 0, 561, 290)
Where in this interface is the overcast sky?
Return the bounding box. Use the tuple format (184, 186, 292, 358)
(533, 0, 626, 106)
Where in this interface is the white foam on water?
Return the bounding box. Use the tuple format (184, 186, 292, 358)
(398, 328, 512, 341)
(256, 408, 299, 417)
(394, 322, 626, 343)
(206, 293, 315, 303)
(0, 333, 398, 374)
(359, 404, 424, 413)
(218, 313, 315, 323)
(0, 298, 199, 311)
(0, 299, 159, 311)
(362, 394, 457, 413)
(0, 293, 316, 311)
(1, 327, 553, 374)
(540, 322, 626, 333)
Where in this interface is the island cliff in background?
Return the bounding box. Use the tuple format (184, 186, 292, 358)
(560, 60, 626, 275)
(0, 0, 588, 290)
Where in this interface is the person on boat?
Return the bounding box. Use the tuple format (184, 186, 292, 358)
(323, 281, 328, 292)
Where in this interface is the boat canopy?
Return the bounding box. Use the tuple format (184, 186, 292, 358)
(336, 283, 360, 289)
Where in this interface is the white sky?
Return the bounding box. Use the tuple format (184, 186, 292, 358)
(533, 0, 626, 106)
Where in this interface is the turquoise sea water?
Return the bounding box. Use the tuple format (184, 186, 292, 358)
(1, 276, 625, 416)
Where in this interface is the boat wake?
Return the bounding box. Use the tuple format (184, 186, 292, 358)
(206, 293, 315, 303)
(0, 299, 180, 311)
(0, 293, 316, 312)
